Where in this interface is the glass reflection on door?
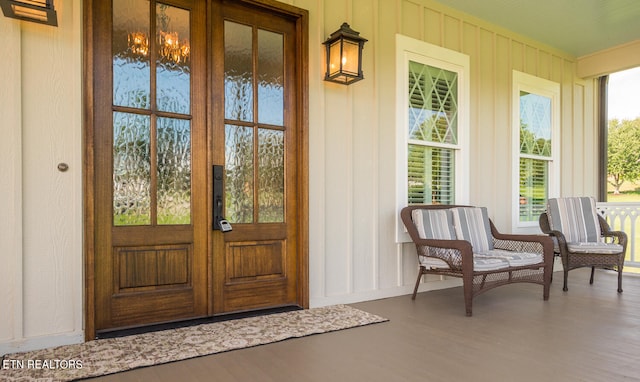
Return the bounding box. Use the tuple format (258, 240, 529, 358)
(224, 20, 285, 224)
(112, 0, 193, 226)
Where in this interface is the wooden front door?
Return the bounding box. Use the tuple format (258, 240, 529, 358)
(210, 2, 302, 313)
(87, 0, 308, 335)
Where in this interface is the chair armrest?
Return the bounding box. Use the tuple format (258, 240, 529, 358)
(600, 227, 627, 243)
(598, 215, 628, 247)
(542, 229, 567, 249)
(412, 237, 472, 253)
(538, 212, 568, 253)
(602, 230, 627, 246)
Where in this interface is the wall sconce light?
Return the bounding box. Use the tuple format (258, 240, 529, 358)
(0, 0, 57, 27)
(323, 22, 367, 85)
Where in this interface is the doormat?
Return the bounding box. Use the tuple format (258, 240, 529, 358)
(0, 305, 388, 381)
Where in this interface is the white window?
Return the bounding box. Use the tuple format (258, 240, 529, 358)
(396, 35, 469, 242)
(512, 71, 560, 230)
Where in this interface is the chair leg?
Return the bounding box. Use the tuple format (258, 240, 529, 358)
(618, 267, 623, 293)
(543, 266, 551, 301)
(550, 253, 559, 283)
(589, 266, 595, 285)
(563, 269, 569, 292)
(412, 268, 424, 300)
(463, 281, 473, 317)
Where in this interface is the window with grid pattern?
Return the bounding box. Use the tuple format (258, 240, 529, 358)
(396, 35, 469, 242)
(407, 62, 458, 205)
(513, 71, 560, 227)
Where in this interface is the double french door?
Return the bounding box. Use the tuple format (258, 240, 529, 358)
(86, 0, 308, 335)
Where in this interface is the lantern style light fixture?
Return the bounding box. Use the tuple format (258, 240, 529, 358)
(323, 22, 367, 85)
(0, 0, 57, 26)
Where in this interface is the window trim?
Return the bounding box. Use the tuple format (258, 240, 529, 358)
(396, 34, 470, 242)
(511, 70, 560, 232)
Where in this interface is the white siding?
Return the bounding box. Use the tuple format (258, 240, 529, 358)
(0, 0, 83, 354)
(1, 0, 630, 353)
(298, 0, 601, 307)
(0, 10, 23, 348)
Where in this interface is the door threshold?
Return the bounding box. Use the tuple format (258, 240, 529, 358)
(96, 305, 302, 340)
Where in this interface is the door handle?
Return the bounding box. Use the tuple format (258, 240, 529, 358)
(211, 165, 232, 232)
(212, 165, 231, 231)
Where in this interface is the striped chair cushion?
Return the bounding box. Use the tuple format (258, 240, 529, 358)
(418, 251, 512, 271)
(412, 209, 457, 269)
(476, 250, 543, 267)
(451, 207, 494, 252)
(472, 255, 510, 271)
(412, 209, 457, 240)
(547, 197, 601, 243)
(567, 242, 623, 254)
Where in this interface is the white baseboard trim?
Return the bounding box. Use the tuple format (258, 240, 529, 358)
(310, 278, 463, 308)
(0, 330, 84, 356)
(310, 259, 562, 309)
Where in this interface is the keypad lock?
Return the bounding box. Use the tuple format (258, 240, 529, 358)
(212, 165, 232, 232)
(217, 218, 232, 232)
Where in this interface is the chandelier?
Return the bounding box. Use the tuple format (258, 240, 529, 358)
(157, 30, 190, 65)
(127, 30, 190, 65)
(127, 32, 149, 57)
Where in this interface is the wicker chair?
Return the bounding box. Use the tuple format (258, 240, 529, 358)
(539, 196, 627, 293)
(401, 204, 553, 316)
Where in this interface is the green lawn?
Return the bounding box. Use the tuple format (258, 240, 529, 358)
(607, 192, 640, 203)
(607, 180, 640, 202)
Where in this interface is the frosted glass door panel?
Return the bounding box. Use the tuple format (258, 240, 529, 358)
(157, 117, 191, 225)
(224, 21, 253, 122)
(258, 29, 284, 126)
(258, 129, 284, 222)
(112, 1, 193, 227)
(156, 3, 191, 114)
(113, 112, 151, 226)
(225, 124, 254, 223)
(113, 0, 151, 109)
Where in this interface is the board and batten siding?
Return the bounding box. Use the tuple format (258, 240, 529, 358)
(0, 9, 23, 352)
(0, 0, 83, 354)
(0, 0, 617, 354)
(298, 0, 599, 307)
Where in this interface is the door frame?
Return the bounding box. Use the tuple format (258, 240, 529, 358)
(82, 0, 309, 340)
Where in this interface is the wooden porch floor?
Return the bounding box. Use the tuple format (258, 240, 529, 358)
(90, 269, 640, 382)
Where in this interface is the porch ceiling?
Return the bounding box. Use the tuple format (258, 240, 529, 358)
(434, 0, 640, 58)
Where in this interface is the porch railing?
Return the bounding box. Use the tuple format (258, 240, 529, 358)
(597, 202, 640, 269)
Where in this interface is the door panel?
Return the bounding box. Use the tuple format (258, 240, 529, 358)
(225, 240, 285, 283)
(94, 0, 207, 332)
(211, 2, 299, 313)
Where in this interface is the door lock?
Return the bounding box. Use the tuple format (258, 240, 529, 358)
(212, 165, 232, 232)
(217, 218, 233, 232)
